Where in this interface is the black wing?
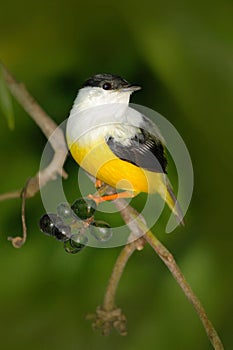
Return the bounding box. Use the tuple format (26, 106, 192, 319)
(106, 128, 167, 173)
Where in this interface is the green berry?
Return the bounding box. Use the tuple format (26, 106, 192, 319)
(71, 233, 88, 245)
(71, 198, 96, 220)
(90, 221, 113, 242)
(64, 234, 88, 254)
(57, 202, 73, 222)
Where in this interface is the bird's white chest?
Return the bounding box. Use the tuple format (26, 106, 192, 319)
(66, 103, 143, 148)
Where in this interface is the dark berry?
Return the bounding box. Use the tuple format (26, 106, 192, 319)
(53, 224, 71, 241)
(39, 214, 62, 236)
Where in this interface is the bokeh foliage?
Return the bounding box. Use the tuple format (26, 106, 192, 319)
(0, 1, 232, 349)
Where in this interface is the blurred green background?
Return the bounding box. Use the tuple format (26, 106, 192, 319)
(0, 0, 232, 349)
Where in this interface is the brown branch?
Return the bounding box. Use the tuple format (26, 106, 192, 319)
(0, 63, 68, 247)
(1, 62, 68, 185)
(87, 236, 146, 335)
(103, 242, 136, 312)
(0, 190, 22, 201)
(145, 230, 223, 350)
(87, 243, 135, 336)
(1, 62, 61, 145)
(113, 199, 224, 350)
(102, 237, 145, 310)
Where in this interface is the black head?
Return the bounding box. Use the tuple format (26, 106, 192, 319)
(82, 73, 141, 92)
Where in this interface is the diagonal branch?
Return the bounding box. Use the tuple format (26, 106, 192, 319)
(1, 62, 63, 146)
(0, 63, 68, 246)
(114, 199, 224, 350)
(1, 62, 68, 192)
(145, 230, 223, 350)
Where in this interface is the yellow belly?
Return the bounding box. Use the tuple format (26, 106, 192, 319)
(69, 139, 165, 194)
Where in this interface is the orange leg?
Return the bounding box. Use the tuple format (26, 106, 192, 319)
(95, 179, 104, 190)
(88, 191, 136, 205)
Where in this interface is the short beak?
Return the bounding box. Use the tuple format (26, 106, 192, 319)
(120, 84, 142, 92)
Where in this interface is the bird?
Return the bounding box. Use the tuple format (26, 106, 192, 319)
(66, 73, 184, 225)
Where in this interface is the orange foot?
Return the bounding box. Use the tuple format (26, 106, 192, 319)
(88, 191, 136, 205)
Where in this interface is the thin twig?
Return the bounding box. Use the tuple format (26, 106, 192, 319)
(103, 242, 137, 311)
(102, 236, 146, 311)
(87, 237, 145, 335)
(0, 190, 21, 201)
(8, 179, 30, 248)
(21, 180, 28, 244)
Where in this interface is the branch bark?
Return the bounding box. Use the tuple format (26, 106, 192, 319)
(145, 230, 223, 350)
(0, 63, 68, 246)
(1, 62, 68, 197)
(114, 199, 224, 350)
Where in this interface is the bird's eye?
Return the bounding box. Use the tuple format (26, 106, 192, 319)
(102, 82, 112, 90)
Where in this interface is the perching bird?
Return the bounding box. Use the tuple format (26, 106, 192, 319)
(66, 73, 184, 225)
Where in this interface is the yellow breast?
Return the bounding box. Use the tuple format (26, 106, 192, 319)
(69, 138, 165, 194)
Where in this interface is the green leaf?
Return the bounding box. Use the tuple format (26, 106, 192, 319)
(0, 64, 14, 130)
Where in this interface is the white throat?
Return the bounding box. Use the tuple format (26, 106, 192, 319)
(71, 86, 132, 113)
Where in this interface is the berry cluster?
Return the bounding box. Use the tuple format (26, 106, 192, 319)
(39, 198, 112, 254)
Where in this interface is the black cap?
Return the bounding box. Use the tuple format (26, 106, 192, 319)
(82, 73, 141, 91)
